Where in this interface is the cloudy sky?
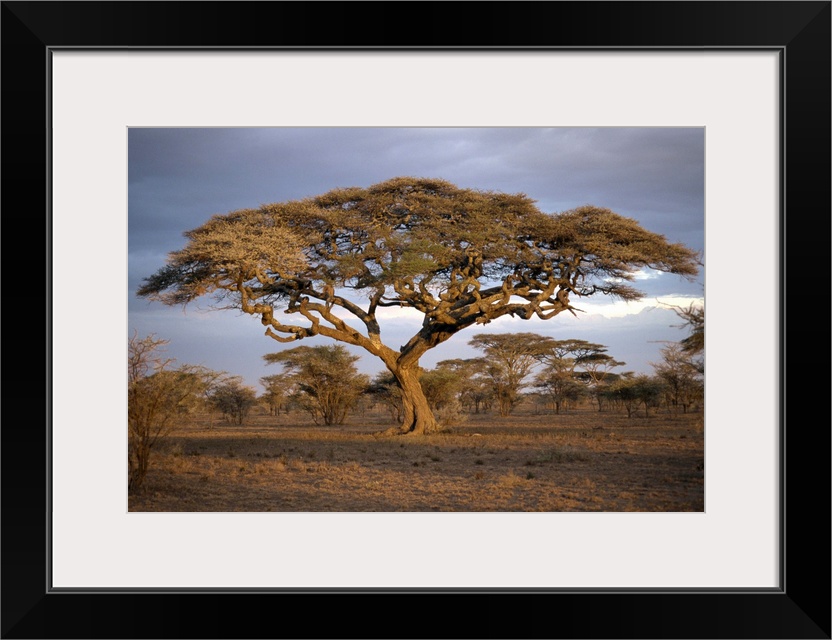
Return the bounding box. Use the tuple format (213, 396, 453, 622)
(128, 127, 704, 390)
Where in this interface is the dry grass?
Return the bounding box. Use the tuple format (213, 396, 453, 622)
(129, 406, 704, 512)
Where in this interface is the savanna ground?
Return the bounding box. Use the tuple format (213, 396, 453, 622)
(129, 404, 704, 512)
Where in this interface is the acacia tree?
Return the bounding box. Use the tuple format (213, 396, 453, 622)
(128, 333, 222, 490)
(578, 352, 626, 412)
(264, 345, 369, 426)
(419, 365, 468, 426)
(419, 367, 462, 411)
(534, 372, 586, 414)
(651, 343, 704, 415)
(260, 373, 294, 416)
(534, 339, 625, 412)
(138, 177, 699, 434)
(603, 374, 664, 418)
(210, 378, 258, 425)
(533, 367, 586, 415)
(436, 358, 493, 413)
(469, 332, 544, 416)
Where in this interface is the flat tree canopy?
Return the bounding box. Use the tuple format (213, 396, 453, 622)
(138, 176, 699, 434)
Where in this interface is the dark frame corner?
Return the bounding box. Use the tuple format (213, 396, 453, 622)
(2, 2, 829, 638)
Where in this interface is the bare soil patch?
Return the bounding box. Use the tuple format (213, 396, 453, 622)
(129, 407, 704, 512)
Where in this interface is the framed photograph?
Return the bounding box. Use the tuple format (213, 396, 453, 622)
(4, 2, 829, 638)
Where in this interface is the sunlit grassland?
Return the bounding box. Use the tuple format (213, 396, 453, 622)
(129, 407, 704, 512)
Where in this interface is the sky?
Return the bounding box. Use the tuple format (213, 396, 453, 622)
(128, 127, 704, 391)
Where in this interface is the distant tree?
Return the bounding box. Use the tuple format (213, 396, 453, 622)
(468, 333, 545, 416)
(635, 376, 665, 417)
(436, 358, 493, 413)
(531, 338, 621, 413)
(259, 373, 294, 416)
(567, 342, 625, 412)
(577, 353, 626, 385)
(419, 367, 462, 412)
(584, 371, 626, 413)
(526, 391, 551, 415)
(534, 338, 599, 366)
(265, 345, 369, 426)
(210, 378, 258, 425)
(533, 368, 586, 414)
(419, 365, 468, 427)
(128, 333, 222, 491)
(138, 176, 700, 434)
(604, 374, 664, 418)
(651, 343, 704, 415)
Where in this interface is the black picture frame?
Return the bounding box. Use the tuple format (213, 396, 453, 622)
(3, 2, 829, 638)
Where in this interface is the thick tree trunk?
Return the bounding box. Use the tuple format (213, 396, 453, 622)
(388, 365, 439, 435)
